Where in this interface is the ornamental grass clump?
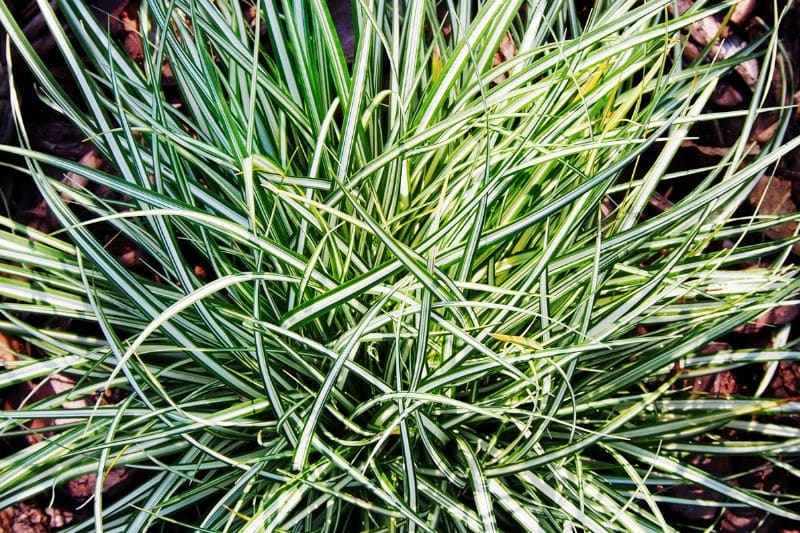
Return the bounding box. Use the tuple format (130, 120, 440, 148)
(1, 0, 800, 530)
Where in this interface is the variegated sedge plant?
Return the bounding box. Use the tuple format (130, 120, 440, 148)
(0, 0, 799, 531)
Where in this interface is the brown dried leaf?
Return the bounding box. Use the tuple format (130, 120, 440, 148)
(730, 0, 757, 26)
(720, 509, 762, 533)
(649, 191, 673, 212)
(748, 175, 800, 254)
(498, 32, 515, 62)
(492, 33, 516, 84)
(162, 61, 174, 81)
(711, 83, 744, 107)
(689, 370, 738, 396)
(711, 370, 737, 395)
(752, 119, 779, 144)
(45, 507, 74, 529)
(0, 504, 49, 533)
(734, 305, 800, 334)
(66, 469, 133, 501)
(121, 10, 138, 32)
(770, 361, 800, 398)
(733, 57, 760, 90)
(124, 33, 143, 60)
(672, 0, 760, 89)
(62, 149, 104, 201)
(119, 248, 141, 268)
(702, 341, 732, 353)
(3, 358, 95, 442)
(121, 11, 143, 60)
(0, 331, 17, 364)
(669, 0, 693, 16)
(682, 140, 760, 156)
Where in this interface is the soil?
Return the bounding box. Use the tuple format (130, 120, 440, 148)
(1, 1, 800, 531)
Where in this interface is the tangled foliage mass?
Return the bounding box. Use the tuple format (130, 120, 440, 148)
(1, 0, 800, 530)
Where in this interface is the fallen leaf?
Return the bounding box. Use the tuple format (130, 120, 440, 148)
(752, 119, 779, 144)
(671, 0, 760, 89)
(45, 507, 74, 529)
(0, 503, 49, 533)
(730, 0, 757, 26)
(0, 331, 16, 363)
(712, 83, 744, 107)
(62, 149, 104, 201)
(492, 33, 516, 84)
(748, 175, 800, 254)
(682, 140, 760, 156)
(66, 469, 133, 501)
(734, 304, 799, 335)
(770, 361, 800, 398)
(121, 11, 143, 61)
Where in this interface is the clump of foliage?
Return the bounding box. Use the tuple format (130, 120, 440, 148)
(1, 0, 799, 530)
